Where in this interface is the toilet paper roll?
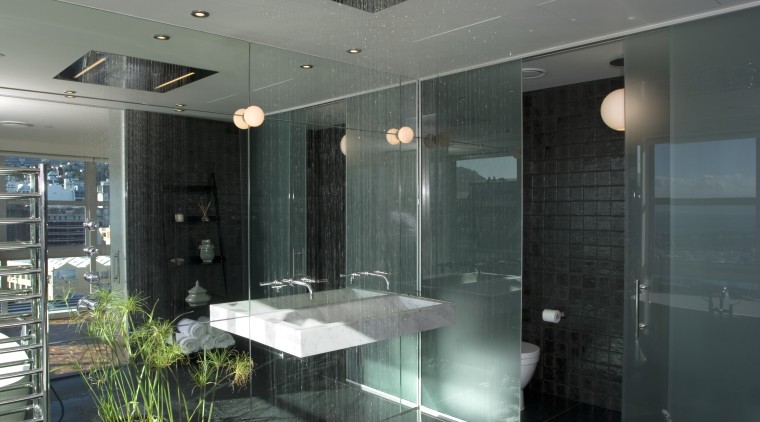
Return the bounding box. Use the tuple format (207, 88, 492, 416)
(542, 309, 563, 323)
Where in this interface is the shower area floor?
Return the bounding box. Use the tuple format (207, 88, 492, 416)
(50, 372, 430, 422)
(51, 373, 621, 422)
(520, 390, 621, 422)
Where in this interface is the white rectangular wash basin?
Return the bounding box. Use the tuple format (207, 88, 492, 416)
(210, 288, 455, 358)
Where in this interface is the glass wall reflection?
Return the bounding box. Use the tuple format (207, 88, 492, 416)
(421, 60, 523, 421)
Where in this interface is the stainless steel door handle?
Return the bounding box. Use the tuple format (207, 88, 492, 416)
(635, 279, 648, 338)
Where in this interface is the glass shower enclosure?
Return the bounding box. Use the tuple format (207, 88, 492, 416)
(624, 8, 760, 422)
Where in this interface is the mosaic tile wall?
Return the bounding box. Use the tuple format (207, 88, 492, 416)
(522, 77, 625, 411)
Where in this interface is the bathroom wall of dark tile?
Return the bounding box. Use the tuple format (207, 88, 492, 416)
(522, 77, 625, 411)
(306, 127, 346, 286)
(125, 110, 244, 320)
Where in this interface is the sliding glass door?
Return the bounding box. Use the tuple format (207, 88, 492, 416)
(624, 8, 760, 421)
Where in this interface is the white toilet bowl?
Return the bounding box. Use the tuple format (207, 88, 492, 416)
(520, 341, 540, 411)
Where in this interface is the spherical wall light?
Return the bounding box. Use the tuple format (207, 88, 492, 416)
(600, 88, 625, 131)
(233, 108, 249, 130)
(386, 128, 400, 145)
(243, 105, 265, 128)
(398, 126, 415, 144)
(340, 134, 348, 156)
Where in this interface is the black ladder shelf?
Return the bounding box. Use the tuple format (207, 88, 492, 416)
(165, 173, 228, 297)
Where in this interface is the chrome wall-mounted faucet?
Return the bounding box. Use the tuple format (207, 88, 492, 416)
(341, 271, 391, 290)
(260, 277, 324, 299)
(709, 286, 738, 318)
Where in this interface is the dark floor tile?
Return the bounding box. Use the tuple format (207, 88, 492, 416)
(521, 391, 578, 422)
(50, 375, 96, 422)
(548, 403, 621, 422)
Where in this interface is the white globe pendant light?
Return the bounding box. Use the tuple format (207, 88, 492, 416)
(340, 134, 348, 155)
(233, 108, 249, 130)
(243, 105, 265, 128)
(600, 88, 625, 131)
(386, 128, 400, 145)
(398, 126, 414, 143)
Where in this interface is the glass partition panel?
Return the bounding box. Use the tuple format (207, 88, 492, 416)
(343, 83, 418, 403)
(247, 114, 416, 420)
(420, 60, 522, 421)
(624, 7, 760, 422)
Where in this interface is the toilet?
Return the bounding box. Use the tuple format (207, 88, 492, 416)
(520, 341, 540, 411)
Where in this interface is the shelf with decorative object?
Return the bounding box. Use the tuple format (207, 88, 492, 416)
(187, 255, 225, 265)
(170, 215, 219, 224)
(162, 173, 228, 299)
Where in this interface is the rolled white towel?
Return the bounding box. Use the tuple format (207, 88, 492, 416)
(196, 316, 211, 335)
(175, 333, 200, 354)
(218, 332, 235, 348)
(177, 318, 207, 338)
(199, 334, 215, 350)
(208, 326, 226, 339)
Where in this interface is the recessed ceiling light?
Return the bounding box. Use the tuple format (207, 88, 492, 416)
(191, 10, 210, 18)
(347, 48, 362, 54)
(0, 121, 34, 128)
(64, 90, 76, 95)
(65, 95, 76, 98)
(175, 103, 185, 107)
(300, 64, 314, 69)
(522, 67, 547, 79)
(153, 34, 170, 40)
(175, 108, 184, 112)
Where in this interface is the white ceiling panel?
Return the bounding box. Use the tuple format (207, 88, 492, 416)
(522, 41, 624, 92)
(56, 0, 760, 78)
(0, 0, 759, 157)
(623, 0, 723, 22)
(539, 0, 651, 34)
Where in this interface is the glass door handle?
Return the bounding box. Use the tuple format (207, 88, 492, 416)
(635, 279, 649, 338)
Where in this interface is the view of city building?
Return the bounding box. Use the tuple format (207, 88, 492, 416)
(1, 156, 111, 315)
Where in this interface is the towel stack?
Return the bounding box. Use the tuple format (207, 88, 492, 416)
(172, 317, 235, 354)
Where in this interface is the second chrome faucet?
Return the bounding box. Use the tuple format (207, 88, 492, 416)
(341, 271, 391, 291)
